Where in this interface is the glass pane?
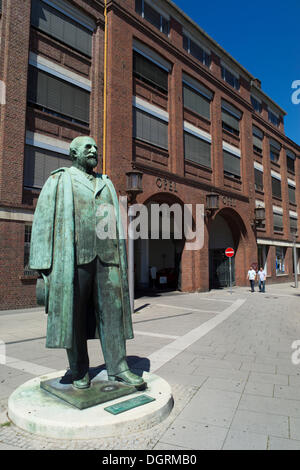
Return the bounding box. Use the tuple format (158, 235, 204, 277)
(135, 0, 143, 15)
(184, 132, 211, 168)
(144, 2, 161, 30)
(272, 178, 281, 198)
(223, 151, 240, 178)
(289, 186, 296, 204)
(183, 85, 210, 120)
(254, 169, 263, 191)
(133, 52, 168, 92)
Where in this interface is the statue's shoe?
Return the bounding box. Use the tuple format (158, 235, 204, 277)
(108, 370, 146, 390)
(72, 372, 90, 389)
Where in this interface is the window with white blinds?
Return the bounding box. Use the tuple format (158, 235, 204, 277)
(271, 176, 281, 199)
(24, 145, 72, 189)
(133, 51, 168, 93)
(290, 216, 298, 234)
(273, 212, 283, 232)
(288, 183, 296, 204)
(183, 84, 211, 120)
(221, 100, 242, 136)
(28, 66, 90, 124)
(270, 139, 281, 163)
(254, 168, 263, 191)
(184, 131, 211, 168)
(133, 107, 168, 150)
(31, 0, 93, 57)
(223, 150, 240, 179)
(253, 126, 263, 154)
(287, 150, 296, 173)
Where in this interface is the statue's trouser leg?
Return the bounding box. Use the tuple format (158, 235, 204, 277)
(66, 262, 94, 381)
(94, 257, 128, 376)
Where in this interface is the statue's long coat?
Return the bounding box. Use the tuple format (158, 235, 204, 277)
(29, 168, 133, 349)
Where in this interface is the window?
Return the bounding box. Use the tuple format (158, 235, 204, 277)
(223, 150, 240, 179)
(273, 212, 283, 232)
(276, 247, 286, 274)
(258, 245, 268, 274)
(24, 145, 72, 189)
(183, 34, 211, 67)
(288, 182, 296, 204)
(287, 150, 296, 173)
(221, 65, 240, 90)
(268, 109, 280, 127)
(28, 66, 90, 125)
(30, 0, 94, 57)
(183, 84, 210, 120)
(135, 0, 169, 35)
(271, 176, 282, 199)
(251, 95, 262, 113)
(133, 107, 168, 150)
(221, 100, 242, 136)
(270, 139, 281, 163)
(24, 225, 36, 276)
(253, 126, 263, 154)
(290, 216, 298, 235)
(184, 131, 211, 168)
(133, 52, 168, 93)
(254, 168, 263, 191)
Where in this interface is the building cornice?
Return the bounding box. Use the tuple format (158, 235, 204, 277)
(132, 161, 250, 204)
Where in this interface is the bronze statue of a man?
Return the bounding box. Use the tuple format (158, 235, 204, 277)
(29, 136, 144, 390)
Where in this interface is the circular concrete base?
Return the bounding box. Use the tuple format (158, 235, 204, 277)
(8, 370, 174, 439)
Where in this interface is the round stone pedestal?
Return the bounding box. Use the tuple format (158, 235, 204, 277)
(8, 370, 173, 439)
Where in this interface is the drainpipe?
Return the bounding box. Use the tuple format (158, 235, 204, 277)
(102, 0, 108, 175)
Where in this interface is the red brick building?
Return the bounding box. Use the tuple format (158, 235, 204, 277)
(0, 0, 299, 309)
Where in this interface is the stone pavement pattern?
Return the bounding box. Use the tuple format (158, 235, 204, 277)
(0, 282, 300, 450)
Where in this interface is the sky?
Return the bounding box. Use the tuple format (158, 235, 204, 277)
(173, 0, 300, 146)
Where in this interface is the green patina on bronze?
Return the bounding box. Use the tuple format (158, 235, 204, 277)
(29, 136, 146, 396)
(104, 395, 156, 415)
(40, 376, 137, 410)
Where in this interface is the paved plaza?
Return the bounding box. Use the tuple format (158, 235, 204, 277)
(0, 282, 300, 450)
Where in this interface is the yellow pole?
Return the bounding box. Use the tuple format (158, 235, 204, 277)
(102, 0, 108, 174)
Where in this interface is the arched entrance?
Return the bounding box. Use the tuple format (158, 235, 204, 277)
(135, 193, 185, 292)
(209, 209, 247, 289)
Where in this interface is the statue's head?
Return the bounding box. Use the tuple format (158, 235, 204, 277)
(69, 136, 98, 173)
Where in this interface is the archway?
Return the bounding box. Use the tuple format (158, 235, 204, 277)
(209, 208, 248, 289)
(135, 193, 185, 292)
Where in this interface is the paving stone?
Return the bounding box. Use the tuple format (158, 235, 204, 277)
(200, 377, 246, 393)
(230, 409, 289, 438)
(239, 394, 300, 418)
(289, 417, 300, 441)
(240, 362, 276, 374)
(160, 418, 227, 450)
(268, 436, 300, 450)
(244, 381, 274, 397)
(222, 430, 268, 450)
(274, 385, 300, 401)
(248, 372, 288, 385)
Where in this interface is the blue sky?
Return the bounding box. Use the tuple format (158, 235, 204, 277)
(174, 0, 300, 146)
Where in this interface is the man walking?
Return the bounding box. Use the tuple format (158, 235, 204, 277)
(247, 266, 257, 293)
(258, 267, 266, 293)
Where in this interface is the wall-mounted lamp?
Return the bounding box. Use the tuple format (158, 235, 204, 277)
(206, 192, 219, 217)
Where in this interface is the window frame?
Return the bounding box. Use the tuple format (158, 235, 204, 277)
(135, 0, 170, 36)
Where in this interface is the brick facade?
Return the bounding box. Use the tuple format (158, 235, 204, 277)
(0, 0, 299, 309)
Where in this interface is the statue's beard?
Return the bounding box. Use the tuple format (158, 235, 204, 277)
(87, 156, 98, 168)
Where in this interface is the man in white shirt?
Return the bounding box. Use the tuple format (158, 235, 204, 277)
(247, 266, 257, 292)
(258, 267, 266, 293)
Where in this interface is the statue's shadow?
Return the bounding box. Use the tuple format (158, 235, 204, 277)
(60, 355, 150, 384)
